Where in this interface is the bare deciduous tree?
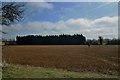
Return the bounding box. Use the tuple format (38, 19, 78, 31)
(1, 2, 24, 25)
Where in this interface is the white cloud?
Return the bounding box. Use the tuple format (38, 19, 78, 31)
(92, 16, 118, 26)
(3, 16, 118, 39)
(26, 2, 53, 12)
(66, 18, 91, 27)
(23, 2, 54, 22)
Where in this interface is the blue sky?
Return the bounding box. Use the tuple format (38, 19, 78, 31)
(23, 2, 117, 22)
(2, 2, 118, 39)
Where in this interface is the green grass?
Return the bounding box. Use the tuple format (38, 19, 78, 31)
(0, 69, 2, 79)
(2, 64, 118, 78)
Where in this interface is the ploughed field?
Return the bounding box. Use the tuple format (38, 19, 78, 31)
(3, 45, 119, 76)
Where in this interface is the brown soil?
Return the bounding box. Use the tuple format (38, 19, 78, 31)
(2, 45, 119, 75)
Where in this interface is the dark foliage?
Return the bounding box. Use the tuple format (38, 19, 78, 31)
(105, 38, 120, 45)
(1, 2, 24, 25)
(85, 38, 120, 45)
(16, 34, 86, 45)
(98, 36, 103, 45)
(86, 39, 98, 45)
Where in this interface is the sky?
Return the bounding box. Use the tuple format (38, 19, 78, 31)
(2, 2, 118, 40)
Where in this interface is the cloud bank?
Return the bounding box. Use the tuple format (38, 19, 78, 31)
(3, 16, 118, 39)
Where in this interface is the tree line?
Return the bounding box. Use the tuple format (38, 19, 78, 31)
(2, 35, 120, 45)
(86, 38, 120, 45)
(16, 34, 86, 45)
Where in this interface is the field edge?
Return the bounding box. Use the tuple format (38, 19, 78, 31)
(2, 63, 118, 78)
